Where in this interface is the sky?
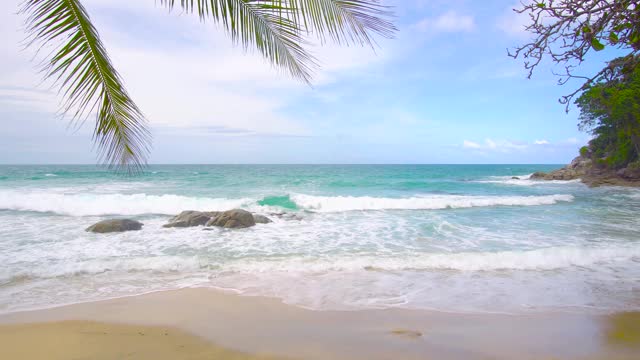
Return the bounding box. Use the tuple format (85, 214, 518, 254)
(0, 0, 617, 164)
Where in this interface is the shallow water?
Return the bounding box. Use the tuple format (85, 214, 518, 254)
(0, 164, 638, 313)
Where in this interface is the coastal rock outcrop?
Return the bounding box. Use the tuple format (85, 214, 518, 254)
(163, 211, 220, 228)
(163, 209, 272, 229)
(206, 209, 256, 229)
(617, 166, 640, 180)
(86, 219, 143, 233)
(530, 155, 591, 181)
(531, 153, 640, 187)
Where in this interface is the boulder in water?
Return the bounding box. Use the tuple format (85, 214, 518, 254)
(253, 214, 272, 224)
(163, 211, 220, 228)
(206, 209, 256, 229)
(86, 219, 143, 233)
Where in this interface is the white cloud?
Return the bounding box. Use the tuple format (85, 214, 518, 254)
(462, 138, 529, 152)
(534, 139, 550, 145)
(463, 140, 481, 149)
(497, 4, 531, 39)
(414, 11, 475, 33)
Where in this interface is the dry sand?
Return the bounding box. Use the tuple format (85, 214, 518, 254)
(0, 320, 284, 360)
(0, 288, 638, 360)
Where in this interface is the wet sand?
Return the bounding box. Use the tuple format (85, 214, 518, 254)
(0, 288, 638, 359)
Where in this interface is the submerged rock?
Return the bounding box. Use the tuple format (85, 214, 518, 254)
(163, 211, 220, 228)
(206, 209, 256, 229)
(86, 219, 143, 233)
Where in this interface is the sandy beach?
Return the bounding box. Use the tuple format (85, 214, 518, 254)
(1, 288, 638, 360)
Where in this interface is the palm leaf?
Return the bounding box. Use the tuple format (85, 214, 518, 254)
(159, 1, 396, 83)
(160, 0, 318, 83)
(21, 0, 150, 173)
(289, 0, 396, 46)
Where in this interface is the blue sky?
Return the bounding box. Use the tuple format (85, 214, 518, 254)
(0, 0, 615, 164)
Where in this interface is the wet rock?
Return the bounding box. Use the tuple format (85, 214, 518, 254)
(86, 219, 143, 233)
(253, 214, 272, 224)
(206, 209, 256, 229)
(163, 211, 220, 228)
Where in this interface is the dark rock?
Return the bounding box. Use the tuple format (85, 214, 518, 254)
(163, 211, 220, 228)
(617, 166, 640, 180)
(530, 171, 548, 180)
(511, 176, 520, 180)
(534, 153, 640, 187)
(206, 209, 256, 229)
(253, 214, 272, 224)
(86, 219, 143, 233)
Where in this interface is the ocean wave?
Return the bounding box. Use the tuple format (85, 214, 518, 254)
(474, 174, 582, 187)
(290, 194, 574, 212)
(222, 245, 640, 272)
(3, 246, 637, 283)
(0, 256, 206, 284)
(0, 190, 575, 216)
(0, 190, 252, 216)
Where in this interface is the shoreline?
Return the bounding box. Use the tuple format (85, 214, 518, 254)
(1, 287, 638, 359)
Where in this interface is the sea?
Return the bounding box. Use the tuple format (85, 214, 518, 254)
(0, 164, 638, 314)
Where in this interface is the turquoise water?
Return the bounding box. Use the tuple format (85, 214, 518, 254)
(0, 164, 638, 313)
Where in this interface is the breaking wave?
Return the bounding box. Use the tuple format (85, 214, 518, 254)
(290, 194, 574, 212)
(0, 190, 575, 216)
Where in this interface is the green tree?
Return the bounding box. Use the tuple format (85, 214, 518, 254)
(21, 0, 395, 172)
(575, 56, 640, 168)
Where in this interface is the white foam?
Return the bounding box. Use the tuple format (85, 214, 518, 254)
(291, 194, 574, 212)
(219, 245, 640, 272)
(0, 190, 252, 216)
(475, 174, 582, 186)
(44, 173, 57, 177)
(0, 190, 575, 216)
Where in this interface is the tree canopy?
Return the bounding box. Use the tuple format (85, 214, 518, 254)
(21, 0, 396, 172)
(575, 55, 640, 168)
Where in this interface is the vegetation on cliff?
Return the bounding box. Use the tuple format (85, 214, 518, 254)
(576, 56, 640, 171)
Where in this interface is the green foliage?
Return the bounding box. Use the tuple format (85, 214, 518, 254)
(576, 56, 640, 169)
(579, 146, 589, 157)
(628, 160, 640, 170)
(22, 0, 151, 173)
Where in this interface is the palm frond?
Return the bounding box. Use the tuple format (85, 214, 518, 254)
(289, 0, 396, 46)
(21, 0, 151, 173)
(160, 0, 317, 83)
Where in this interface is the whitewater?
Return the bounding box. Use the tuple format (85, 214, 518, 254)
(0, 164, 639, 314)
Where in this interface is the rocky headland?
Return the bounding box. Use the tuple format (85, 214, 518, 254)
(531, 154, 640, 187)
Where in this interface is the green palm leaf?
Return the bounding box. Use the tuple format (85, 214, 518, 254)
(21, 0, 150, 173)
(160, 0, 318, 83)
(159, 1, 396, 83)
(289, 1, 396, 45)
